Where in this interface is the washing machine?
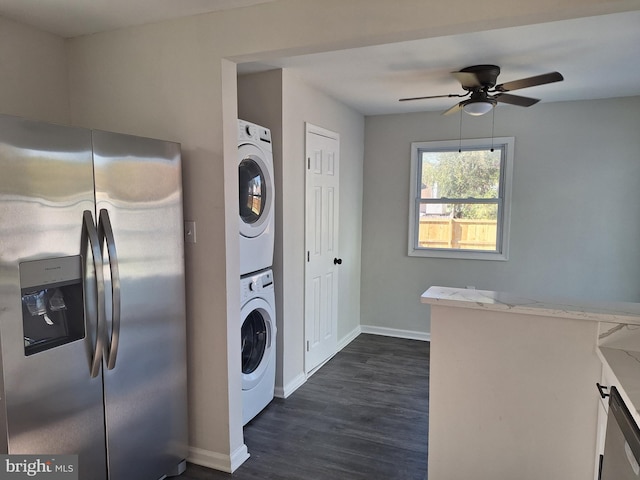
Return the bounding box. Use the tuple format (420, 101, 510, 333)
(240, 269, 277, 425)
(238, 119, 275, 276)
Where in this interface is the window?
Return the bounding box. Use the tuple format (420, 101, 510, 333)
(408, 137, 514, 260)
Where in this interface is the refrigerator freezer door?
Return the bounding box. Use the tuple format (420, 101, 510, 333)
(92, 130, 188, 479)
(0, 115, 108, 480)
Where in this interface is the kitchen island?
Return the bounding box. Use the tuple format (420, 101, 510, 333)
(421, 286, 640, 480)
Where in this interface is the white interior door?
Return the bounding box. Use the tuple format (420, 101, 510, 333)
(305, 123, 340, 374)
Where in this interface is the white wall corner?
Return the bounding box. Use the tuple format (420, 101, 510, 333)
(275, 372, 307, 399)
(360, 325, 431, 342)
(188, 444, 250, 474)
(338, 325, 362, 351)
(275, 327, 361, 399)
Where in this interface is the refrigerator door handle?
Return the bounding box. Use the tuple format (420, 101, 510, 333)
(99, 209, 121, 370)
(81, 210, 107, 378)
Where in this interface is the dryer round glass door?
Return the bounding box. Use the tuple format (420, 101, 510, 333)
(239, 158, 265, 225)
(238, 144, 273, 238)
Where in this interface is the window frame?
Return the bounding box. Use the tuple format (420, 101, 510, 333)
(408, 137, 514, 261)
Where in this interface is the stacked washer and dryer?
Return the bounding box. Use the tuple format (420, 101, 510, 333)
(238, 119, 277, 425)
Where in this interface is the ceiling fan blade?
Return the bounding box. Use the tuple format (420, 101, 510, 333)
(399, 93, 467, 102)
(452, 71, 483, 89)
(494, 72, 563, 92)
(442, 102, 463, 116)
(494, 93, 540, 107)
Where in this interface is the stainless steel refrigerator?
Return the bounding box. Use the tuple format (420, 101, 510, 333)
(0, 114, 188, 479)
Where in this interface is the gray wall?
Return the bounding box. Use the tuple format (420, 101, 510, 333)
(362, 97, 640, 334)
(0, 16, 69, 123)
(238, 69, 365, 395)
(281, 69, 365, 347)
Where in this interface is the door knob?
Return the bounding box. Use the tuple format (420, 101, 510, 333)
(334, 258, 342, 265)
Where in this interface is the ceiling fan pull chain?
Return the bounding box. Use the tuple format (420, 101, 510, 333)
(458, 109, 463, 153)
(491, 107, 495, 152)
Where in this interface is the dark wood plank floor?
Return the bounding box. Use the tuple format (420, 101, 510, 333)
(178, 334, 429, 480)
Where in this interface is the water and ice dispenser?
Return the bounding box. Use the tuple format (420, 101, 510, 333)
(20, 256, 85, 356)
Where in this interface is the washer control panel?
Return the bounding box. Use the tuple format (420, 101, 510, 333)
(240, 270, 274, 303)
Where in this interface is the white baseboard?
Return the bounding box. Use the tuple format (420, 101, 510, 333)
(338, 325, 362, 351)
(275, 371, 306, 399)
(229, 444, 251, 472)
(360, 325, 431, 342)
(188, 443, 250, 473)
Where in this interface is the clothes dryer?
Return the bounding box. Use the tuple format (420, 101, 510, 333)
(240, 269, 277, 425)
(238, 119, 275, 276)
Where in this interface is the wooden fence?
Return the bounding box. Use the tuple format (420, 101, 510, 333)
(419, 218, 497, 250)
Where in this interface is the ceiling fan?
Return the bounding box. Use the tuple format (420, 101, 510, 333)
(399, 65, 564, 116)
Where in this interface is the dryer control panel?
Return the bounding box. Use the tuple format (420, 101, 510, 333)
(240, 270, 274, 303)
(238, 119, 272, 149)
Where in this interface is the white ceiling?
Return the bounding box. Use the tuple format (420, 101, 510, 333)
(0, 2, 638, 116)
(0, 0, 276, 38)
(239, 11, 640, 115)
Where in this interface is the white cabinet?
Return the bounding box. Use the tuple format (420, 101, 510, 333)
(594, 344, 640, 480)
(594, 365, 614, 480)
(594, 398, 606, 480)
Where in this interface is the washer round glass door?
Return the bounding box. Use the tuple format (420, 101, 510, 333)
(242, 310, 266, 375)
(241, 298, 274, 391)
(238, 143, 273, 239)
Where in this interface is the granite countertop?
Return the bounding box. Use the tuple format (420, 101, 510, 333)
(421, 286, 640, 325)
(422, 286, 640, 426)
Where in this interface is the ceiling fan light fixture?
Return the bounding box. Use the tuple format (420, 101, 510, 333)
(463, 101, 494, 116)
(400, 65, 563, 116)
